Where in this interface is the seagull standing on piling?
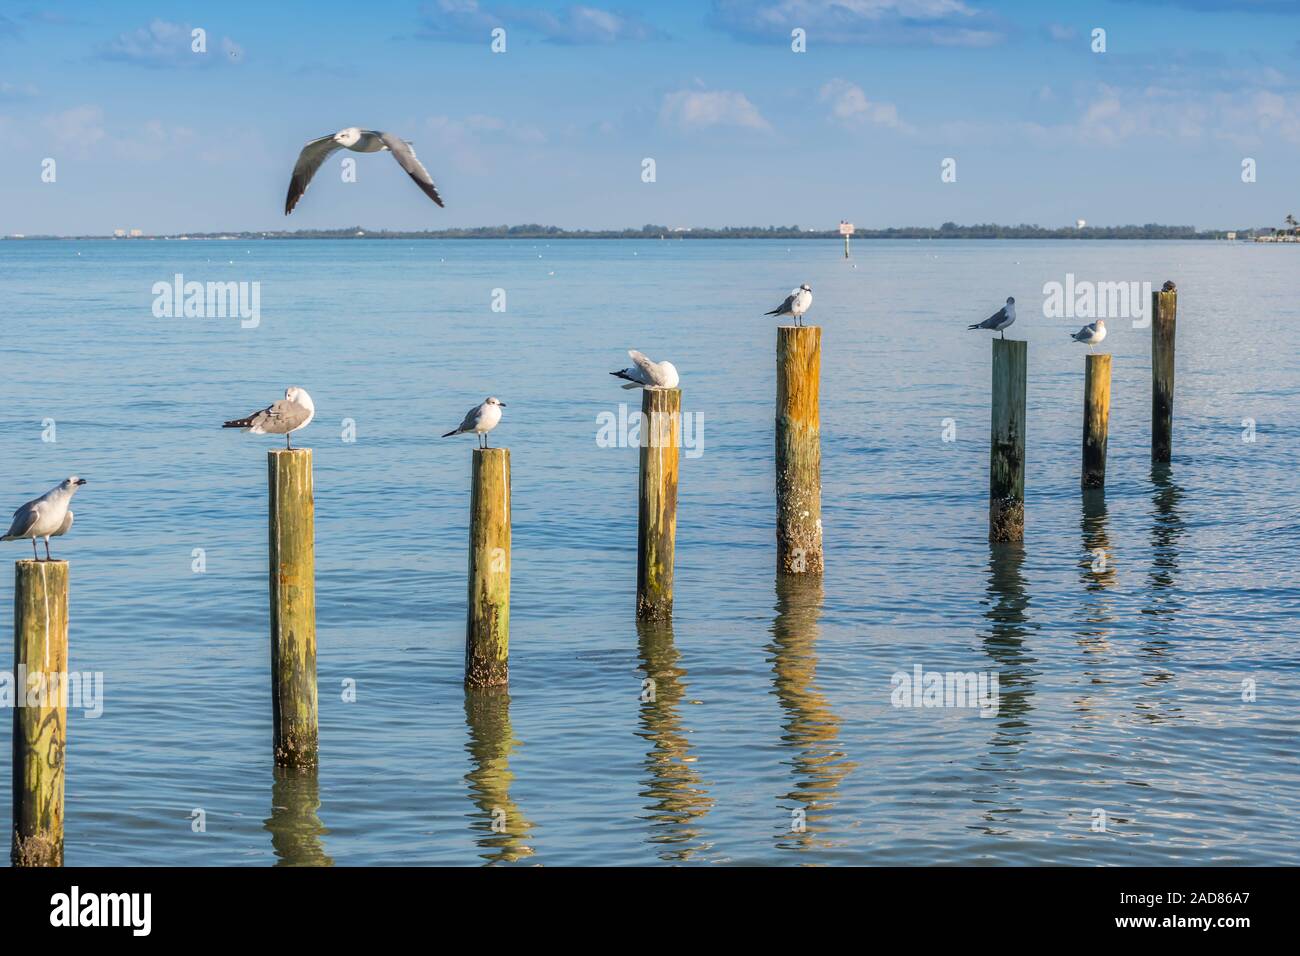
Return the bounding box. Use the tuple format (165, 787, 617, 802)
(968, 297, 1016, 339)
(443, 397, 506, 448)
(284, 127, 444, 214)
(766, 284, 813, 326)
(2, 477, 87, 561)
(223, 386, 316, 448)
(610, 350, 680, 389)
(1070, 319, 1107, 351)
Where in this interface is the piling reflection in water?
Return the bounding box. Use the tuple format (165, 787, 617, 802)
(264, 767, 333, 866)
(1137, 464, 1187, 722)
(463, 686, 535, 864)
(768, 575, 855, 850)
(1074, 490, 1117, 716)
(979, 543, 1039, 769)
(635, 619, 713, 861)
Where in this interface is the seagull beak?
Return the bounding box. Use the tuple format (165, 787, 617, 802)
(498, 402, 507, 408)
(75, 479, 87, 485)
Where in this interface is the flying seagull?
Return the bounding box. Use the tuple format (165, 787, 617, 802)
(285, 127, 444, 215)
(2, 477, 86, 561)
(442, 397, 506, 448)
(968, 297, 1016, 339)
(765, 284, 813, 327)
(223, 386, 316, 448)
(1070, 318, 1107, 351)
(610, 350, 680, 390)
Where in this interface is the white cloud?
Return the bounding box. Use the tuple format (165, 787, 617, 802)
(819, 79, 903, 128)
(660, 89, 771, 132)
(41, 105, 105, 155)
(96, 19, 243, 68)
(710, 0, 1004, 48)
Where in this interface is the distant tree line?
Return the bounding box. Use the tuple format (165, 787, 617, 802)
(10, 222, 1270, 240)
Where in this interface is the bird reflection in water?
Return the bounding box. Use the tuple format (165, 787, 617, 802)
(464, 686, 535, 864)
(768, 574, 854, 851)
(635, 619, 713, 861)
(264, 767, 333, 866)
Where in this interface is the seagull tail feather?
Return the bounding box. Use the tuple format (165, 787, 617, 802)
(441, 429, 459, 438)
(223, 417, 254, 429)
(967, 323, 981, 330)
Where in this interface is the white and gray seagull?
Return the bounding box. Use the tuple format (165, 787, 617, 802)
(285, 127, 444, 215)
(765, 283, 813, 326)
(1070, 318, 1107, 351)
(2, 477, 87, 561)
(610, 350, 680, 390)
(968, 296, 1016, 339)
(442, 397, 506, 448)
(223, 386, 316, 448)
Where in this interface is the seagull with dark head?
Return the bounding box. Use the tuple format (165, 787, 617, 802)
(968, 296, 1016, 339)
(285, 127, 444, 215)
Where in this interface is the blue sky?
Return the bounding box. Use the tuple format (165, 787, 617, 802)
(1, 0, 1298, 233)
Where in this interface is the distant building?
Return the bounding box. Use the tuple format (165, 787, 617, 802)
(1227, 231, 1237, 241)
(129, 228, 143, 238)
(113, 228, 126, 238)
(1076, 219, 1087, 229)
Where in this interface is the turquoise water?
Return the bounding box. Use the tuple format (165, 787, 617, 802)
(0, 238, 1296, 865)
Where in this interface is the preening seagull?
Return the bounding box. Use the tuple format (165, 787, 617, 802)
(2, 477, 86, 561)
(968, 297, 1016, 339)
(610, 350, 680, 390)
(765, 284, 813, 327)
(442, 397, 506, 448)
(1070, 318, 1107, 351)
(285, 127, 444, 215)
(223, 386, 316, 448)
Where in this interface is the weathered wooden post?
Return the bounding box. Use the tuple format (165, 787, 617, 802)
(1082, 353, 1112, 488)
(989, 339, 1027, 542)
(11, 559, 68, 866)
(268, 448, 317, 769)
(466, 447, 511, 686)
(1152, 280, 1177, 463)
(776, 326, 823, 574)
(637, 389, 680, 619)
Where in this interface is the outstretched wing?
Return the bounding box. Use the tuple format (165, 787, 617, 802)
(380, 132, 444, 208)
(285, 134, 344, 215)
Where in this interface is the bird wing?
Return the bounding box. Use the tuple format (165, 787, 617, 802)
(379, 132, 444, 208)
(4, 501, 40, 539)
(456, 405, 482, 433)
(628, 350, 664, 385)
(262, 399, 313, 434)
(980, 307, 1007, 328)
(768, 294, 794, 315)
(285, 134, 344, 215)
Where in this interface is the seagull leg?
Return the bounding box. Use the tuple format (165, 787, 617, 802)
(286, 432, 293, 450)
(44, 537, 51, 561)
(31, 538, 38, 561)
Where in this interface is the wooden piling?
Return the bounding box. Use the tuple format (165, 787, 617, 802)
(776, 326, 823, 574)
(1082, 353, 1112, 489)
(466, 447, 511, 686)
(989, 339, 1027, 542)
(637, 388, 680, 619)
(11, 559, 68, 866)
(268, 448, 317, 769)
(1152, 280, 1177, 463)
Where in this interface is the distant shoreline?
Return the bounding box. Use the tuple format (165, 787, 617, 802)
(2, 223, 1278, 241)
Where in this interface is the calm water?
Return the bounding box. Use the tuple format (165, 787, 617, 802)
(0, 238, 1296, 866)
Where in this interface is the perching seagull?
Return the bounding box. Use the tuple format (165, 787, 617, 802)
(442, 397, 506, 448)
(765, 284, 813, 327)
(285, 127, 444, 215)
(2, 477, 86, 561)
(610, 350, 680, 390)
(1070, 319, 1107, 351)
(223, 386, 316, 448)
(968, 297, 1016, 339)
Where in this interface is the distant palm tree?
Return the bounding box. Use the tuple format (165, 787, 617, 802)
(1287, 214, 1298, 235)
